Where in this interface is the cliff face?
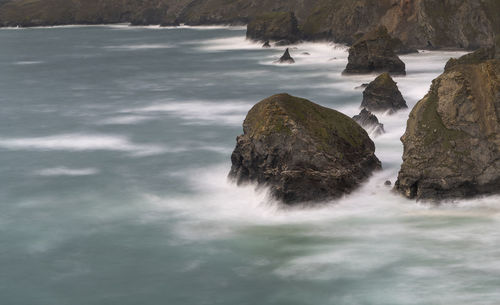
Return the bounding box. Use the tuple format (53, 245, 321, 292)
(0, 0, 498, 50)
(395, 46, 500, 200)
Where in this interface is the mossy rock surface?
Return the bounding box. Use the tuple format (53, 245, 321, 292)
(246, 12, 300, 43)
(361, 72, 407, 113)
(395, 50, 500, 201)
(230, 93, 381, 204)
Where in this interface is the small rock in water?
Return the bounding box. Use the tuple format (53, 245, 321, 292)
(361, 72, 407, 113)
(384, 180, 392, 186)
(355, 83, 369, 90)
(352, 108, 385, 136)
(277, 48, 295, 64)
(301, 52, 310, 55)
(262, 41, 271, 48)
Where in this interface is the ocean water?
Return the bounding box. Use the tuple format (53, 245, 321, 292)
(1, 25, 499, 305)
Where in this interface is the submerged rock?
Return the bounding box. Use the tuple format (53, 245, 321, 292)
(229, 93, 381, 204)
(343, 26, 406, 75)
(262, 41, 271, 48)
(362, 73, 407, 113)
(395, 47, 500, 201)
(246, 12, 300, 44)
(384, 180, 392, 186)
(352, 108, 385, 136)
(276, 48, 295, 64)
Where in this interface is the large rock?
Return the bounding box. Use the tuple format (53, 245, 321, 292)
(229, 93, 381, 204)
(276, 48, 295, 64)
(361, 72, 408, 113)
(395, 47, 500, 200)
(246, 12, 300, 43)
(343, 26, 406, 75)
(353, 108, 385, 136)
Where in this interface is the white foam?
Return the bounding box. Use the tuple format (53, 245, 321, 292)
(13, 61, 43, 65)
(196, 36, 261, 51)
(0, 133, 166, 157)
(123, 100, 252, 126)
(33, 167, 100, 177)
(104, 43, 173, 50)
(97, 115, 153, 125)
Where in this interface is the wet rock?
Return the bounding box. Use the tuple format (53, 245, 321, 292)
(229, 93, 381, 204)
(262, 41, 271, 48)
(343, 26, 406, 75)
(301, 52, 310, 55)
(355, 83, 369, 90)
(276, 48, 295, 64)
(353, 108, 385, 136)
(361, 73, 407, 113)
(384, 180, 392, 186)
(395, 47, 500, 201)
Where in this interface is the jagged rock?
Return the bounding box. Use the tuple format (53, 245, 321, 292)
(229, 93, 381, 204)
(395, 47, 500, 201)
(384, 180, 392, 186)
(355, 83, 369, 90)
(262, 41, 271, 48)
(353, 108, 385, 136)
(343, 26, 406, 75)
(276, 48, 294, 64)
(361, 73, 407, 113)
(246, 12, 300, 43)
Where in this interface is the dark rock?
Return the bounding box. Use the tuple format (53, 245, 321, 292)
(384, 180, 392, 186)
(301, 52, 310, 55)
(275, 39, 293, 46)
(343, 26, 406, 75)
(395, 49, 500, 201)
(229, 93, 381, 204)
(276, 48, 295, 64)
(355, 83, 369, 90)
(352, 108, 385, 136)
(262, 41, 271, 48)
(246, 12, 300, 44)
(361, 73, 407, 113)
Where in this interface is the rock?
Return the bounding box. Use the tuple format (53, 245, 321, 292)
(395, 48, 500, 201)
(262, 41, 271, 48)
(355, 83, 369, 90)
(343, 26, 406, 75)
(229, 93, 381, 204)
(275, 39, 293, 46)
(301, 52, 310, 55)
(361, 73, 407, 113)
(384, 180, 392, 186)
(246, 12, 300, 44)
(276, 48, 295, 64)
(352, 108, 385, 136)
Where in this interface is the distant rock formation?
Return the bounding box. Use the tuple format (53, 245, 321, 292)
(361, 73, 408, 113)
(0, 0, 498, 50)
(276, 48, 295, 64)
(246, 12, 300, 44)
(229, 93, 381, 204)
(395, 45, 500, 201)
(353, 108, 385, 136)
(343, 26, 406, 75)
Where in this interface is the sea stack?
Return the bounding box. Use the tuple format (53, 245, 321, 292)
(395, 45, 500, 200)
(277, 48, 295, 64)
(343, 26, 406, 75)
(229, 93, 381, 204)
(353, 108, 385, 136)
(361, 73, 407, 113)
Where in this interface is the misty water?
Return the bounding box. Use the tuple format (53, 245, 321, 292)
(1, 25, 500, 305)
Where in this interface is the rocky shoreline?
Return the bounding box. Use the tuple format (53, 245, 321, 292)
(1, 0, 499, 50)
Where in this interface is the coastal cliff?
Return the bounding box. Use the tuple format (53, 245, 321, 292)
(1, 0, 499, 50)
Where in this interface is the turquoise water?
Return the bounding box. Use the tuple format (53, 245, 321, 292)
(1, 25, 499, 305)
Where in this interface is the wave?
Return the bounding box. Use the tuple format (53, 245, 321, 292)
(0, 133, 166, 157)
(103, 43, 173, 50)
(33, 167, 100, 177)
(122, 100, 253, 126)
(13, 61, 44, 65)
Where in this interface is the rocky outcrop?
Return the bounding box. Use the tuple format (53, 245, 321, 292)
(343, 26, 406, 75)
(361, 73, 408, 113)
(229, 93, 381, 204)
(246, 12, 300, 44)
(0, 0, 498, 50)
(353, 108, 385, 136)
(395, 47, 500, 201)
(262, 41, 271, 48)
(276, 48, 295, 64)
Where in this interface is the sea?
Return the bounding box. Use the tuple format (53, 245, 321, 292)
(1, 25, 499, 305)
